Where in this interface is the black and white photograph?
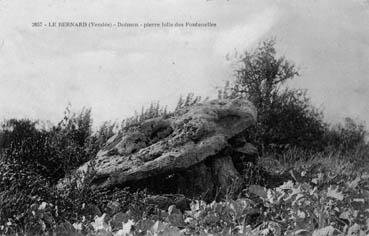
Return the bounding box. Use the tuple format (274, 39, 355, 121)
(0, 0, 369, 235)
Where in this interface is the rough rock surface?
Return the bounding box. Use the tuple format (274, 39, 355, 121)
(74, 99, 257, 196)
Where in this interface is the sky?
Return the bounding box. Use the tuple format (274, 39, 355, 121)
(0, 0, 368, 127)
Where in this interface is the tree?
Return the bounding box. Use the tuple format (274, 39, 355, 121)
(220, 39, 326, 153)
(223, 39, 298, 108)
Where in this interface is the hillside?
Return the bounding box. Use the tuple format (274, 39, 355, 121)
(0, 40, 368, 235)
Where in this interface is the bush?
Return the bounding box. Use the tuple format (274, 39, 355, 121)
(121, 102, 169, 129)
(0, 107, 115, 183)
(324, 117, 367, 153)
(219, 39, 327, 153)
(255, 88, 326, 152)
(0, 155, 52, 234)
(0, 107, 120, 233)
(0, 119, 60, 180)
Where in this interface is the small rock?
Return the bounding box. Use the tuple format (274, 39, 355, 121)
(105, 201, 121, 216)
(83, 204, 102, 218)
(168, 205, 181, 215)
(167, 205, 184, 227)
(110, 212, 130, 231)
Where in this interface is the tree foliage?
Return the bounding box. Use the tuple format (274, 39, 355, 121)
(223, 40, 299, 109)
(0, 107, 114, 182)
(220, 39, 327, 152)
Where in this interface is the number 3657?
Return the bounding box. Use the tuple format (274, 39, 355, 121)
(32, 22, 43, 27)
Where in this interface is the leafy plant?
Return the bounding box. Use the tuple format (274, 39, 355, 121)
(219, 39, 327, 153)
(324, 117, 367, 153)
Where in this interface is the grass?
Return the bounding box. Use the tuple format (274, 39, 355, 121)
(1, 147, 368, 235)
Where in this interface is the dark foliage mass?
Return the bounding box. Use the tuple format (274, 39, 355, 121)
(0, 107, 118, 233)
(324, 117, 367, 153)
(219, 39, 365, 154)
(1, 108, 100, 181)
(0, 39, 367, 234)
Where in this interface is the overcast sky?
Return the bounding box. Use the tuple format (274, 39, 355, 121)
(0, 0, 368, 127)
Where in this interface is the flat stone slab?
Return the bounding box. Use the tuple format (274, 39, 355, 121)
(73, 99, 257, 190)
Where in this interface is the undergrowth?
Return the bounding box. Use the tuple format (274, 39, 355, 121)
(1, 40, 368, 235)
(0, 150, 368, 235)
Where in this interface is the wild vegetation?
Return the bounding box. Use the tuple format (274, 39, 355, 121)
(0, 39, 368, 235)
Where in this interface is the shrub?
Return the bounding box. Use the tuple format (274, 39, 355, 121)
(121, 102, 169, 129)
(324, 117, 367, 153)
(0, 119, 60, 179)
(255, 88, 326, 152)
(0, 107, 120, 233)
(219, 39, 327, 153)
(120, 93, 204, 131)
(0, 155, 52, 234)
(0, 107, 109, 183)
(175, 93, 203, 111)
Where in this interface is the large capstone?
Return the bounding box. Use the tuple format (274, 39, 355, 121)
(63, 99, 257, 197)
